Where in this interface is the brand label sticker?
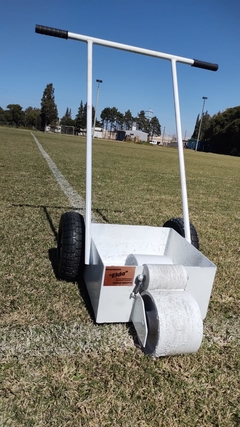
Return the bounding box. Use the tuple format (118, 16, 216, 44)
(104, 266, 136, 286)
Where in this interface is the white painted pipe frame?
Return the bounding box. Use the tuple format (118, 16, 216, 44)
(35, 25, 218, 264)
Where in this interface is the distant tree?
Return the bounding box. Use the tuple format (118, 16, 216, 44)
(61, 107, 75, 127)
(136, 110, 149, 133)
(25, 107, 41, 129)
(116, 111, 124, 130)
(99, 107, 161, 137)
(75, 101, 85, 131)
(100, 106, 120, 134)
(75, 101, 95, 132)
(192, 111, 211, 140)
(65, 107, 72, 118)
(40, 83, 58, 130)
(5, 104, 25, 127)
(149, 116, 161, 137)
(223, 118, 240, 155)
(109, 107, 119, 134)
(101, 107, 112, 130)
(95, 118, 102, 127)
(191, 114, 200, 139)
(61, 116, 75, 127)
(203, 106, 240, 155)
(0, 107, 6, 125)
(201, 112, 211, 138)
(124, 110, 133, 130)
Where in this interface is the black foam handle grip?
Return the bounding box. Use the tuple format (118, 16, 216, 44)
(192, 59, 218, 72)
(35, 25, 68, 39)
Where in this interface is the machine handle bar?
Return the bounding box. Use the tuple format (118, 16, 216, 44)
(35, 24, 218, 71)
(35, 24, 68, 39)
(192, 59, 218, 72)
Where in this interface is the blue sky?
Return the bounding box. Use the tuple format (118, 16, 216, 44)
(1, 0, 239, 137)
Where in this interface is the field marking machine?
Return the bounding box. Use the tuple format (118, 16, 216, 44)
(35, 24, 218, 357)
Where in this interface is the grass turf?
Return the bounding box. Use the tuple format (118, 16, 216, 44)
(0, 127, 239, 426)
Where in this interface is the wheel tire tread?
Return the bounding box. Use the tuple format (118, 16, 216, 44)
(57, 211, 85, 281)
(163, 217, 199, 249)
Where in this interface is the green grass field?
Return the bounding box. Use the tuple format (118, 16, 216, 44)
(0, 127, 239, 426)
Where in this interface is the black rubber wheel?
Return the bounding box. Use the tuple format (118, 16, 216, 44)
(57, 211, 85, 281)
(163, 217, 199, 249)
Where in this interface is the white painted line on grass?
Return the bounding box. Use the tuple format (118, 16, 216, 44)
(31, 133, 97, 221)
(1, 323, 135, 359)
(1, 317, 239, 359)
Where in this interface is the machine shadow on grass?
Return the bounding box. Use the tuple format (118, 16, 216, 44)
(14, 205, 89, 323)
(48, 248, 95, 323)
(48, 253, 96, 326)
(49, 259, 96, 326)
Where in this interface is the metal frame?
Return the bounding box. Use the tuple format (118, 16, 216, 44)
(35, 25, 218, 264)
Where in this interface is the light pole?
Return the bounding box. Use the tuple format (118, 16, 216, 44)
(93, 79, 103, 137)
(162, 126, 165, 144)
(195, 96, 207, 151)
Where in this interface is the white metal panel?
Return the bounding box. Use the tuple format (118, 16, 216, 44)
(90, 223, 170, 265)
(88, 264, 143, 323)
(185, 266, 217, 319)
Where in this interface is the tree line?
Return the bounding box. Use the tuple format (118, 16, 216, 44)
(100, 107, 161, 136)
(1, 82, 239, 155)
(191, 106, 240, 156)
(0, 83, 161, 136)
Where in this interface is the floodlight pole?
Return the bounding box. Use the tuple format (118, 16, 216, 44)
(162, 126, 165, 144)
(92, 79, 103, 137)
(195, 96, 208, 152)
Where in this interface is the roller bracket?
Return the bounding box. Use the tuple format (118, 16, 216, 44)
(131, 294, 148, 348)
(131, 273, 145, 297)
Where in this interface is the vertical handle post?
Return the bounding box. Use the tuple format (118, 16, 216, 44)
(171, 59, 191, 243)
(85, 41, 93, 264)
